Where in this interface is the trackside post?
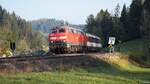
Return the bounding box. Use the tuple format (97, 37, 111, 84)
(108, 37, 116, 54)
(10, 42, 16, 56)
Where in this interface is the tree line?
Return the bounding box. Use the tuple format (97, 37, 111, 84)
(86, 0, 150, 47)
(0, 5, 47, 55)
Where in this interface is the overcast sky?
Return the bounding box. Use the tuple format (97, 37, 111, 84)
(0, 0, 132, 24)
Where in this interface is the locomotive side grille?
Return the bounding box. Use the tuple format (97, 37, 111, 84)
(49, 40, 67, 47)
(54, 40, 64, 44)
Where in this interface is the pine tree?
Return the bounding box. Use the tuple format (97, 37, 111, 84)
(96, 10, 113, 46)
(112, 4, 124, 42)
(86, 14, 96, 34)
(114, 3, 120, 17)
(142, 0, 150, 56)
(0, 5, 3, 26)
(120, 4, 129, 41)
(128, 0, 142, 39)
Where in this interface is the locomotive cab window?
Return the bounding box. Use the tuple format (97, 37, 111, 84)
(59, 28, 65, 33)
(52, 30, 57, 33)
(81, 31, 84, 35)
(77, 31, 81, 34)
(69, 29, 75, 33)
(73, 30, 77, 34)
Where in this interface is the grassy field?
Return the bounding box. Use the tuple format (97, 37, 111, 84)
(0, 65, 149, 84)
(0, 39, 150, 84)
(0, 55, 150, 84)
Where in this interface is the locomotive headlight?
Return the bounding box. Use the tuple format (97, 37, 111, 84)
(59, 36, 67, 39)
(67, 43, 70, 48)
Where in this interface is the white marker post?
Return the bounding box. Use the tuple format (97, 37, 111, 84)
(108, 37, 116, 54)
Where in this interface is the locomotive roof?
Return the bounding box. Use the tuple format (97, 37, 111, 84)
(68, 26, 84, 32)
(51, 26, 84, 32)
(86, 33, 100, 39)
(51, 26, 100, 39)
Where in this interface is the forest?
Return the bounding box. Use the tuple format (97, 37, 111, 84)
(86, 0, 150, 45)
(0, 6, 47, 56)
(86, 0, 150, 65)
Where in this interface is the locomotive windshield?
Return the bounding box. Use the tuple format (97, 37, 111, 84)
(51, 28, 65, 34)
(59, 28, 65, 33)
(51, 30, 57, 33)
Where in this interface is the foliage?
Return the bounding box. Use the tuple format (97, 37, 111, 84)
(17, 39, 30, 53)
(86, 10, 113, 46)
(128, 0, 142, 39)
(85, 1, 150, 44)
(115, 39, 150, 66)
(0, 5, 48, 55)
(86, 5, 125, 46)
(86, 0, 150, 65)
(120, 4, 129, 41)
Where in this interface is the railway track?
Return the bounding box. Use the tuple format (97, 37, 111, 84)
(0, 53, 104, 73)
(0, 53, 86, 63)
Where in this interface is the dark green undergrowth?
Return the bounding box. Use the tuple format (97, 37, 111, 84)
(116, 39, 150, 67)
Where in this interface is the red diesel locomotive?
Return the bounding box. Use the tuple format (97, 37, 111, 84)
(48, 26, 102, 53)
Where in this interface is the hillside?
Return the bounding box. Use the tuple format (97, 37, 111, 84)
(0, 39, 150, 84)
(115, 39, 150, 67)
(0, 55, 149, 84)
(0, 6, 48, 56)
(31, 19, 85, 34)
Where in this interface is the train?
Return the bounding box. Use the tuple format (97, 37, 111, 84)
(48, 26, 102, 53)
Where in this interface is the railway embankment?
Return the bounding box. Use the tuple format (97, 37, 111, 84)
(0, 52, 150, 84)
(0, 54, 101, 73)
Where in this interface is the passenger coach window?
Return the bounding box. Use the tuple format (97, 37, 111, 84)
(95, 39, 100, 43)
(59, 28, 65, 33)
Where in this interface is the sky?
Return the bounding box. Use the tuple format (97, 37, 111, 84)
(0, 0, 132, 24)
